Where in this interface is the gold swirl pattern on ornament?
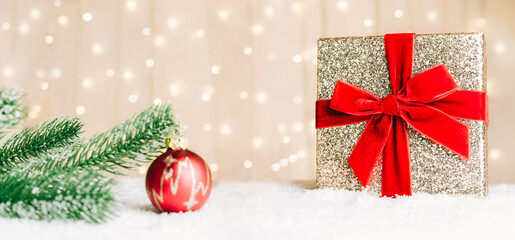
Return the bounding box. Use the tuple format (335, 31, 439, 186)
(151, 154, 211, 211)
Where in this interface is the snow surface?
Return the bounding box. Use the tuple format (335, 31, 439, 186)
(1, 178, 514, 240)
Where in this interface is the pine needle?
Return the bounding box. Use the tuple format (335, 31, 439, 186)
(0, 87, 27, 139)
(0, 116, 83, 172)
(69, 103, 182, 174)
(0, 169, 115, 223)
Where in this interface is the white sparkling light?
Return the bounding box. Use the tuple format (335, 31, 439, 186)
(280, 158, 289, 167)
(36, 70, 45, 78)
(495, 43, 505, 53)
(244, 160, 252, 169)
(29, 105, 41, 119)
(142, 27, 151, 36)
(76, 106, 85, 115)
(297, 150, 307, 159)
(169, 83, 180, 96)
(211, 65, 220, 75)
(218, 10, 229, 21)
(29, 112, 38, 119)
(32, 105, 41, 112)
(2, 22, 10, 30)
(282, 136, 291, 144)
(30, 9, 41, 19)
(239, 91, 248, 100)
(210, 163, 218, 172)
(91, 43, 103, 54)
(19, 24, 29, 34)
(293, 122, 303, 131)
(51, 68, 61, 78)
(256, 93, 267, 103)
(363, 19, 373, 27)
(123, 71, 133, 80)
(293, 54, 302, 63)
(338, 1, 347, 10)
(252, 24, 263, 35)
(146, 58, 154, 67)
(3, 67, 13, 77)
(128, 94, 138, 103)
(490, 149, 500, 160)
(427, 11, 438, 21)
(291, 2, 301, 11)
(243, 47, 252, 56)
(271, 163, 280, 172)
(40, 82, 49, 90)
(58, 15, 68, 25)
(203, 123, 212, 132)
(289, 154, 298, 163)
(220, 125, 231, 135)
(106, 69, 114, 77)
(201, 93, 211, 101)
(82, 12, 93, 22)
(154, 35, 165, 46)
(126, 1, 137, 10)
(394, 10, 403, 18)
(82, 78, 93, 88)
(45, 35, 54, 44)
(167, 18, 178, 28)
(265, 6, 275, 16)
(292, 96, 302, 104)
(196, 30, 205, 38)
(153, 98, 162, 105)
(252, 137, 263, 148)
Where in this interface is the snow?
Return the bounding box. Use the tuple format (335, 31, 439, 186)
(1, 178, 514, 240)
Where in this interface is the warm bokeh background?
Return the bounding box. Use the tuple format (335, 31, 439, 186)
(0, 0, 513, 183)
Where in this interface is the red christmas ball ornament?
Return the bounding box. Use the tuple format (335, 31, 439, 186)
(145, 142, 212, 213)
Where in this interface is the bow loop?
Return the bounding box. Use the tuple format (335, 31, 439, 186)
(400, 65, 458, 103)
(329, 81, 381, 116)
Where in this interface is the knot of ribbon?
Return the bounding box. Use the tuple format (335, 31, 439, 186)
(315, 33, 488, 197)
(380, 95, 401, 116)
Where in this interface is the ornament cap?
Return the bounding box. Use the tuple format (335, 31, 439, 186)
(166, 137, 188, 150)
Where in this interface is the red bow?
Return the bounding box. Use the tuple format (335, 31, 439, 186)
(315, 33, 488, 197)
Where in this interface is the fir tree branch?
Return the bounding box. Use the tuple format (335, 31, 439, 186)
(0, 103, 182, 223)
(0, 169, 115, 223)
(0, 87, 27, 139)
(12, 137, 84, 173)
(0, 116, 83, 172)
(68, 103, 182, 175)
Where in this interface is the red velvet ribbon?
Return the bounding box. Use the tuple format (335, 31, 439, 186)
(315, 33, 488, 197)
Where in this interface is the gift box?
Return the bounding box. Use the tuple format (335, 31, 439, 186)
(315, 33, 488, 197)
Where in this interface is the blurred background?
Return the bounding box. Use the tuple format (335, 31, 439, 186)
(0, 0, 513, 183)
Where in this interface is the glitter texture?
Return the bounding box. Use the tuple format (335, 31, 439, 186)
(316, 33, 487, 196)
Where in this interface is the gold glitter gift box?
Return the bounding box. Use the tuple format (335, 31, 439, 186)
(316, 33, 488, 196)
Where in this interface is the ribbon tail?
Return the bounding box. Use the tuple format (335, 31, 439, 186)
(348, 114, 393, 187)
(402, 104, 470, 159)
(428, 90, 489, 125)
(315, 99, 370, 129)
(382, 117, 412, 197)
